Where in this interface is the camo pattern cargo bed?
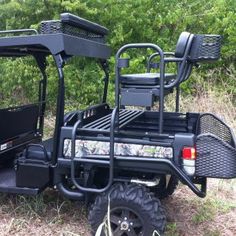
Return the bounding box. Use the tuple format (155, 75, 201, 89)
(63, 139, 173, 158)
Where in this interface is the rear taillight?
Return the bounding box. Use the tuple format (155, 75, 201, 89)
(182, 147, 196, 176)
(182, 147, 196, 160)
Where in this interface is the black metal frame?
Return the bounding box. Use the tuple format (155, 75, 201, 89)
(55, 104, 210, 197)
(147, 51, 190, 112)
(115, 43, 165, 134)
(0, 13, 111, 195)
(69, 107, 117, 193)
(115, 34, 194, 115)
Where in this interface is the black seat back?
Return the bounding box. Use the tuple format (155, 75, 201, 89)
(175, 32, 191, 58)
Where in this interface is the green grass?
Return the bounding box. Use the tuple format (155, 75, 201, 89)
(203, 229, 221, 236)
(165, 223, 179, 236)
(192, 197, 236, 224)
(192, 200, 217, 224)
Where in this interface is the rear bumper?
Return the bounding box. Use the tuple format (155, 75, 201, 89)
(57, 156, 207, 198)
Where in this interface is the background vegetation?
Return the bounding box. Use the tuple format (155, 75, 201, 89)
(0, 1, 235, 235)
(0, 0, 235, 110)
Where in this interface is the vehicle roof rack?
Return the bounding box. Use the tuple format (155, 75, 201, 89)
(0, 29, 38, 36)
(0, 13, 111, 59)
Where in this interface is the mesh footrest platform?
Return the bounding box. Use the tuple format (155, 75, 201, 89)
(120, 73, 176, 85)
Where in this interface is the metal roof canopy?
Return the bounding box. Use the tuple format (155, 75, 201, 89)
(0, 12, 111, 59)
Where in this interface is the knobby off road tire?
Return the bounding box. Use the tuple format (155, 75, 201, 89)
(154, 175, 179, 199)
(88, 183, 166, 236)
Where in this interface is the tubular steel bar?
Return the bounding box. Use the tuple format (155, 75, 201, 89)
(175, 85, 180, 112)
(100, 60, 109, 103)
(35, 55, 47, 135)
(0, 29, 38, 35)
(59, 156, 207, 198)
(56, 182, 84, 200)
(115, 43, 165, 134)
(112, 156, 207, 198)
(146, 35, 194, 89)
(70, 107, 118, 193)
(51, 54, 65, 165)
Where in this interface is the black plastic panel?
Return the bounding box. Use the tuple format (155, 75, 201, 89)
(0, 104, 39, 143)
(16, 161, 50, 189)
(0, 168, 39, 195)
(121, 91, 154, 107)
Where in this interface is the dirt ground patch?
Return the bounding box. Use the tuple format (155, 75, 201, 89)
(164, 179, 236, 236)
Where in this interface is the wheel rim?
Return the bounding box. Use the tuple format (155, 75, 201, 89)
(107, 206, 144, 236)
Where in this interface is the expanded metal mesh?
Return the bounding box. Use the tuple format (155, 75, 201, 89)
(197, 113, 233, 145)
(196, 114, 236, 178)
(189, 34, 221, 62)
(196, 135, 236, 178)
(40, 20, 105, 43)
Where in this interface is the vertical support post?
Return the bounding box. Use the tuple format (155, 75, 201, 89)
(38, 70, 47, 134)
(115, 59, 120, 109)
(34, 54, 47, 135)
(115, 54, 121, 129)
(100, 59, 109, 103)
(175, 85, 180, 112)
(158, 53, 165, 134)
(51, 54, 65, 165)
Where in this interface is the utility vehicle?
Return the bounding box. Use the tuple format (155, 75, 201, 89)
(0, 13, 235, 235)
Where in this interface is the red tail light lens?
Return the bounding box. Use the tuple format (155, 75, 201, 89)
(182, 147, 196, 160)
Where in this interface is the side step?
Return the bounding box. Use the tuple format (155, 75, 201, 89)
(0, 168, 39, 195)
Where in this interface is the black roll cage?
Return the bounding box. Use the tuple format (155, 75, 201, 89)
(0, 15, 111, 167)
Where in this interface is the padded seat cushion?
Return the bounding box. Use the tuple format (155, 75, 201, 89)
(120, 73, 176, 85)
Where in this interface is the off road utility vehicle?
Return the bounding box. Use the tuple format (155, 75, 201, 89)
(0, 13, 235, 235)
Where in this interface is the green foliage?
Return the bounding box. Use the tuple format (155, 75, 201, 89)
(165, 223, 179, 236)
(192, 197, 235, 224)
(0, 0, 235, 110)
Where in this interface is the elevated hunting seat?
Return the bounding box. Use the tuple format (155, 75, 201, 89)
(120, 32, 192, 88)
(116, 32, 221, 110)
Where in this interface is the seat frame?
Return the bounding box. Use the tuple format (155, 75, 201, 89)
(115, 32, 195, 113)
(115, 33, 195, 135)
